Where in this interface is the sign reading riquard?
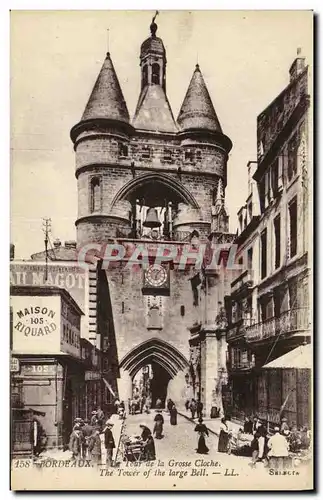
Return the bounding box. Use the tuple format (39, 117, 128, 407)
(11, 295, 61, 354)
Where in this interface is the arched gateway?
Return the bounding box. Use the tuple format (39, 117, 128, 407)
(119, 338, 189, 409)
(71, 17, 233, 417)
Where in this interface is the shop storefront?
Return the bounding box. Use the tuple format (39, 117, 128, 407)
(10, 286, 85, 455)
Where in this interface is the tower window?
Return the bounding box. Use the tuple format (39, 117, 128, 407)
(141, 146, 151, 160)
(196, 150, 202, 161)
(142, 65, 148, 87)
(180, 305, 185, 317)
(163, 149, 172, 162)
(119, 143, 128, 157)
(90, 177, 102, 213)
(152, 63, 160, 85)
(185, 150, 194, 163)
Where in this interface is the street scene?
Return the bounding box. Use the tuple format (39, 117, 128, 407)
(10, 10, 313, 491)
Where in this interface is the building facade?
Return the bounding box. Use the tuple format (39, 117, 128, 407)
(70, 17, 233, 412)
(225, 52, 311, 427)
(10, 285, 85, 452)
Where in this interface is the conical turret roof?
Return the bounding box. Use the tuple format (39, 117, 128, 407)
(81, 52, 130, 124)
(177, 64, 222, 133)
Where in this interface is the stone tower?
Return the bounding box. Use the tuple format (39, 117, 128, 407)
(71, 16, 233, 411)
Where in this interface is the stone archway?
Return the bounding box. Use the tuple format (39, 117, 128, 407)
(118, 338, 189, 409)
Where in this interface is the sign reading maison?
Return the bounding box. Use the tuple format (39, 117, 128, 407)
(11, 295, 61, 354)
(15, 305, 57, 337)
(10, 262, 89, 339)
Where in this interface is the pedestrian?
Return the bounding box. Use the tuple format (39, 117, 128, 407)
(218, 417, 230, 453)
(189, 399, 197, 419)
(258, 425, 269, 466)
(30, 417, 46, 457)
(141, 396, 146, 414)
(69, 423, 83, 460)
(195, 417, 209, 454)
(249, 431, 260, 468)
(155, 397, 162, 410)
(185, 399, 190, 411)
(170, 404, 178, 426)
(267, 426, 289, 470)
(280, 417, 289, 434)
(167, 398, 173, 414)
(81, 419, 94, 459)
(114, 398, 120, 414)
(90, 411, 98, 427)
(96, 407, 105, 428)
(104, 420, 116, 467)
(253, 416, 262, 435)
(88, 428, 102, 466)
(243, 416, 253, 435)
(197, 400, 203, 420)
(153, 410, 164, 439)
(139, 424, 156, 461)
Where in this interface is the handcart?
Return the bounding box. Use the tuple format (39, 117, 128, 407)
(123, 437, 145, 463)
(227, 431, 253, 456)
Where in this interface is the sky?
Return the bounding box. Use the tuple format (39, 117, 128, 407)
(10, 10, 313, 259)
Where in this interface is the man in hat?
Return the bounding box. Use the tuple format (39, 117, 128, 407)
(104, 420, 116, 467)
(69, 423, 84, 460)
(90, 411, 98, 427)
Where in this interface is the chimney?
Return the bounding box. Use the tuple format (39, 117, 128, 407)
(10, 243, 15, 261)
(289, 48, 305, 83)
(53, 238, 61, 249)
(65, 240, 77, 249)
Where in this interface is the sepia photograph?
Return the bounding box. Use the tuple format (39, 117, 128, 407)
(9, 9, 313, 490)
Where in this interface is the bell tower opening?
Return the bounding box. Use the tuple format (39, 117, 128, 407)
(152, 63, 160, 85)
(139, 13, 166, 91)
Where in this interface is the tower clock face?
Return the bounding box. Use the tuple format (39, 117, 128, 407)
(145, 264, 168, 288)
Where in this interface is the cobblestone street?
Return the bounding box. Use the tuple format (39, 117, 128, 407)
(121, 412, 252, 473)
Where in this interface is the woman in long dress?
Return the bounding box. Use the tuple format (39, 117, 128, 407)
(140, 424, 156, 461)
(218, 418, 230, 453)
(195, 418, 209, 454)
(153, 411, 164, 439)
(170, 404, 178, 426)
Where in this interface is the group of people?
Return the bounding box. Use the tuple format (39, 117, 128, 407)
(242, 415, 311, 469)
(152, 399, 178, 440)
(128, 395, 152, 415)
(114, 399, 126, 419)
(185, 398, 204, 420)
(69, 408, 116, 466)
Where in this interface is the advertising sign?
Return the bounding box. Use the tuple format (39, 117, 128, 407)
(10, 262, 89, 339)
(10, 357, 20, 373)
(11, 295, 61, 354)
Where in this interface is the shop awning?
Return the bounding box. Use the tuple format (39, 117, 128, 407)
(103, 378, 116, 397)
(262, 344, 312, 369)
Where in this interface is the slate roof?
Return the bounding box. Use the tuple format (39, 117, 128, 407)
(140, 36, 166, 59)
(177, 64, 223, 133)
(81, 52, 130, 124)
(133, 84, 177, 134)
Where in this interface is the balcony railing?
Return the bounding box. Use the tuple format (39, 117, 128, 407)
(230, 360, 255, 371)
(227, 317, 252, 342)
(245, 307, 310, 342)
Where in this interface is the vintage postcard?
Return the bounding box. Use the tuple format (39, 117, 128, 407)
(10, 10, 313, 490)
